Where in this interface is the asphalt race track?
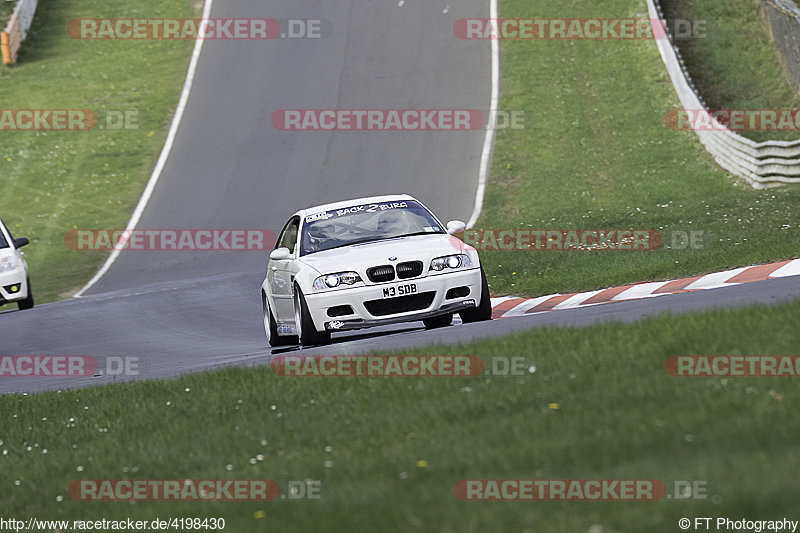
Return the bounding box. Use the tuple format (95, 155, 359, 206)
(3, 270, 800, 394)
(2, 0, 799, 395)
(87, 0, 490, 293)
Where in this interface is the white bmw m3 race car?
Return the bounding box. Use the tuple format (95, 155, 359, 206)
(0, 218, 34, 311)
(261, 194, 491, 346)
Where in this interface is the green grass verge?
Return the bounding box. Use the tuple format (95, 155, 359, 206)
(0, 1, 17, 30)
(3, 299, 800, 531)
(0, 0, 196, 303)
(659, 0, 800, 143)
(480, 0, 800, 298)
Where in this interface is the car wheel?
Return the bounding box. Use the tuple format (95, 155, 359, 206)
(17, 277, 34, 311)
(293, 285, 331, 346)
(263, 292, 295, 347)
(459, 266, 492, 323)
(423, 313, 452, 329)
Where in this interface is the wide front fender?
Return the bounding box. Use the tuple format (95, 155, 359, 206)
(293, 264, 323, 294)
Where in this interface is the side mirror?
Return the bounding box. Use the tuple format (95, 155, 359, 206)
(269, 247, 291, 261)
(446, 220, 466, 235)
(14, 237, 29, 248)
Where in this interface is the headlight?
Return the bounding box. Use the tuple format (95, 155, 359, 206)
(0, 257, 17, 273)
(430, 254, 471, 272)
(313, 271, 362, 290)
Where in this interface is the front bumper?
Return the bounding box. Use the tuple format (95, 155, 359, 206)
(0, 269, 27, 304)
(303, 268, 482, 332)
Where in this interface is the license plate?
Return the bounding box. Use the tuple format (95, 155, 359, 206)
(382, 283, 417, 298)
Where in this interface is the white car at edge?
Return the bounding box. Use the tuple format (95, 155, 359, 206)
(261, 194, 491, 346)
(0, 218, 34, 311)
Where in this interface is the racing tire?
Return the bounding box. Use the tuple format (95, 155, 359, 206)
(294, 285, 331, 346)
(263, 292, 296, 347)
(459, 266, 492, 323)
(17, 277, 34, 310)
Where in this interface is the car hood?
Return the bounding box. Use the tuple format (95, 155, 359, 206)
(298, 234, 465, 279)
(0, 247, 15, 262)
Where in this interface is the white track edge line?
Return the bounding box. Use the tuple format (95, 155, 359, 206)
(73, 0, 215, 298)
(466, 0, 499, 229)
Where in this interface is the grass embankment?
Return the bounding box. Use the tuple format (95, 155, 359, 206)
(0, 0, 196, 303)
(660, 0, 800, 143)
(479, 0, 800, 297)
(3, 298, 800, 531)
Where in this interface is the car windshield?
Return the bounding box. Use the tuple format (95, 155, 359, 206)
(0, 223, 8, 249)
(300, 200, 444, 255)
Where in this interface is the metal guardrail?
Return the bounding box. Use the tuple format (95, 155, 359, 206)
(647, 0, 800, 189)
(1, 0, 39, 65)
